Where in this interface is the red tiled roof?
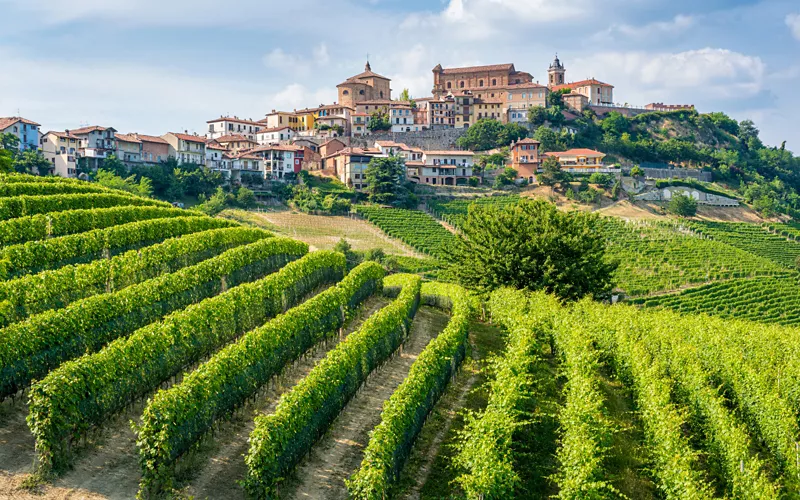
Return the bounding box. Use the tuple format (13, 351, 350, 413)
(424, 150, 475, 156)
(132, 133, 168, 144)
(115, 133, 142, 144)
(206, 143, 227, 150)
(406, 161, 424, 166)
(214, 134, 257, 143)
(69, 125, 114, 135)
(206, 116, 261, 125)
(45, 130, 80, 140)
(506, 82, 548, 90)
(437, 63, 515, 74)
(514, 138, 541, 145)
(169, 133, 206, 143)
(248, 144, 302, 154)
(545, 148, 606, 157)
(256, 126, 294, 133)
(355, 99, 393, 106)
(552, 79, 614, 91)
(0, 117, 41, 130)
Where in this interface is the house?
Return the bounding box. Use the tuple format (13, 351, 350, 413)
(115, 133, 143, 165)
(132, 134, 169, 164)
(326, 147, 386, 190)
(248, 144, 301, 180)
(70, 126, 118, 171)
(510, 138, 541, 183)
(162, 132, 206, 165)
(261, 110, 304, 131)
(255, 127, 295, 145)
(474, 98, 503, 121)
(320, 138, 346, 169)
(206, 142, 228, 174)
(290, 137, 320, 153)
(543, 148, 612, 173)
(337, 62, 392, 109)
(0, 117, 41, 151)
(505, 83, 548, 123)
(228, 152, 263, 184)
(562, 93, 590, 113)
(416, 96, 455, 129)
(213, 134, 259, 152)
(315, 115, 349, 138)
(374, 141, 423, 162)
(551, 78, 614, 106)
(407, 150, 474, 186)
(432, 63, 534, 99)
(41, 131, 79, 177)
(351, 113, 370, 136)
(454, 92, 476, 129)
(206, 116, 263, 141)
(389, 103, 422, 132)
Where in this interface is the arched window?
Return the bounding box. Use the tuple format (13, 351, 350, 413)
(460, 81, 465, 88)
(380, 90, 384, 98)
(447, 82, 452, 89)
(342, 90, 349, 95)
(479, 79, 484, 87)
(492, 78, 497, 86)
(359, 89, 365, 95)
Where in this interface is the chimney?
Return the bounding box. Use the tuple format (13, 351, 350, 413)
(185, 130, 188, 134)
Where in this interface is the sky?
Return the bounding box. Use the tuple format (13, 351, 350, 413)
(0, 0, 798, 151)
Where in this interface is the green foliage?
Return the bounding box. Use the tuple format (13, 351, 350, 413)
(2, 237, 304, 402)
(588, 173, 614, 187)
(0, 192, 169, 221)
(426, 195, 520, 229)
(289, 185, 351, 214)
(26, 240, 314, 473)
(367, 110, 392, 132)
(135, 260, 381, 494)
(236, 186, 257, 208)
(364, 156, 405, 205)
(449, 199, 617, 301)
(493, 167, 519, 189)
(537, 156, 570, 188)
(547, 88, 571, 108)
(0, 133, 20, 152)
(528, 106, 566, 128)
(95, 168, 153, 197)
(630, 165, 644, 177)
(13, 151, 52, 175)
(244, 274, 422, 498)
(355, 205, 458, 260)
(476, 150, 509, 169)
(456, 119, 530, 151)
(0, 149, 13, 174)
(348, 282, 477, 498)
(0, 226, 267, 327)
(194, 187, 231, 216)
(0, 215, 231, 279)
(666, 192, 698, 217)
(533, 126, 570, 152)
(0, 181, 115, 198)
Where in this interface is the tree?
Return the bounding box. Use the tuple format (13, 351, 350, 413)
(334, 238, 361, 269)
(629, 165, 644, 178)
(547, 88, 571, 108)
(236, 187, 257, 208)
(537, 156, 569, 188)
(448, 198, 617, 301)
(0, 149, 13, 174)
(1, 133, 20, 152)
(194, 187, 231, 216)
(493, 167, 519, 189)
(399, 89, 416, 108)
(101, 154, 127, 177)
(364, 155, 405, 204)
(456, 119, 504, 151)
(667, 192, 697, 217)
(14, 151, 52, 175)
(528, 106, 549, 128)
(95, 169, 152, 197)
(497, 123, 529, 146)
(367, 111, 391, 132)
(533, 126, 569, 152)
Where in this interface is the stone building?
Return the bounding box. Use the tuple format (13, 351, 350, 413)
(336, 62, 392, 109)
(431, 63, 533, 98)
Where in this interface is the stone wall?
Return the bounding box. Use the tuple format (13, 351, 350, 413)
(642, 166, 712, 182)
(635, 186, 739, 207)
(345, 128, 468, 150)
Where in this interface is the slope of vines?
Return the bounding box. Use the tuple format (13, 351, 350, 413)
(688, 221, 800, 268)
(355, 206, 458, 260)
(0, 192, 170, 220)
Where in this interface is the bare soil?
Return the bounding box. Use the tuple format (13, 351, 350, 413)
(278, 306, 450, 500)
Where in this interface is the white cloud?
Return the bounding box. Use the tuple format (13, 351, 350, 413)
(596, 14, 695, 40)
(313, 43, 330, 66)
(263, 43, 331, 77)
(787, 13, 800, 41)
(268, 84, 336, 111)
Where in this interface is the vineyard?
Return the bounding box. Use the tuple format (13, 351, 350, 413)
(7, 173, 800, 499)
(426, 195, 521, 229)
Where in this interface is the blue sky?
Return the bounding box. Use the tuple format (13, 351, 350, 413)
(0, 0, 798, 151)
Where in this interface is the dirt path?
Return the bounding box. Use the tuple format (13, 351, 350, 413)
(279, 306, 450, 500)
(182, 295, 392, 500)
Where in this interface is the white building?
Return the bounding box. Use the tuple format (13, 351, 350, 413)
(0, 116, 41, 151)
(248, 145, 301, 180)
(162, 132, 206, 165)
(206, 116, 263, 141)
(41, 131, 79, 177)
(407, 150, 475, 186)
(255, 126, 296, 145)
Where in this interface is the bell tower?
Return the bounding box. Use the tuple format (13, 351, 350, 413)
(548, 54, 566, 87)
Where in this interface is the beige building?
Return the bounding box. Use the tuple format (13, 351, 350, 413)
(262, 111, 304, 131)
(326, 147, 386, 190)
(255, 126, 295, 145)
(337, 62, 392, 109)
(432, 63, 533, 98)
(162, 132, 206, 165)
(41, 130, 79, 177)
(207, 116, 263, 141)
(505, 83, 548, 123)
(115, 133, 142, 165)
(212, 134, 258, 152)
(543, 148, 607, 172)
(407, 150, 475, 186)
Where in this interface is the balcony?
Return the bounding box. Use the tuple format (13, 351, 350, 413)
(83, 148, 109, 159)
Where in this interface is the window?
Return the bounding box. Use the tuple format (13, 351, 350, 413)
(508, 94, 513, 100)
(460, 81, 465, 88)
(447, 82, 452, 89)
(492, 79, 497, 86)
(479, 79, 484, 87)
(359, 89, 365, 95)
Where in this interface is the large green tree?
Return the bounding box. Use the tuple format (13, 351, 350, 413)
(449, 199, 617, 301)
(537, 156, 570, 188)
(367, 111, 391, 132)
(14, 150, 51, 175)
(0, 149, 13, 174)
(95, 169, 153, 197)
(364, 155, 405, 204)
(667, 192, 698, 217)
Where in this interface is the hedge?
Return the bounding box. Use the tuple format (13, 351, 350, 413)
(0, 193, 171, 220)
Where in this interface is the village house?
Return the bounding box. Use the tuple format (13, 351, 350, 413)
(206, 117, 263, 141)
(41, 130, 79, 177)
(262, 110, 304, 131)
(248, 144, 302, 180)
(115, 133, 143, 165)
(205, 142, 228, 174)
(415, 97, 455, 129)
(351, 113, 370, 136)
(505, 83, 548, 123)
(406, 150, 474, 186)
(162, 132, 206, 165)
(510, 138, 542, 183)
(337, 62, 392, 109)
(132, 134, 169, 164)
(374, 141, 423, 162)
(69, 126, 117, 171)
(212, 134, 259, 153)
(0, 116, 41, 151)
(327, 147, 386, 190)
(543, 148, 612, 173)
(255, 126, 295, 145)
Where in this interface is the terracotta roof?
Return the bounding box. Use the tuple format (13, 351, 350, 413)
(70, 125, 114, 135)
(169, 133, 206, 144)
(424, 150, 475, 156)
(318, 103, 353, 110)
(206, 116, 261, 125)
(340, 68, 391, 84)
(236, 153, 262, 160)
(132, 133, 168, 144)
(545, 148, 606, 157)
(506, 82, 548, 90)
(552, 79, 614, 91)
(0, 117, 41, 130)
(256, 126, 294, 133)
(437, 63, 515, 75)
(248, 144, 302, 154)
(321, 138, 346, 147)
(215, 134, 257, 143)
(406, 161, 424, 166)
(324, 147, 383, 159)
(45, 130, 80, 140)
(206, 143, 227, 151)
(514, 138, 541, 145)
(115, 133, 142, 144)
(356, 99, 393, 105)
(375, 140, 405, 147)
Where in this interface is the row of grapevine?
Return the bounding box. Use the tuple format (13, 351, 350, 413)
(633, 275, 800, 326)
(452, 289, 559, 499)
(0, 192, 170, 220)
(0, 173, 87, 184)
(135, 261, 384, 494)
(244, 273, 422, 498)
(597, 219, 786, 296)
(0, 205, 197, 247)
(551, 309, 619, 499)
(0, 181, 120, 198)
(0, 237, 307, 399)
(27, 250, 342, 473)
(0, 215, 234, 279)
(355, 205, 459, 260)
(688, 220, 800, 268)
(347, 281, 477, 498)
(426, 195, 521, 229)
(0, 227, 270, 327)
